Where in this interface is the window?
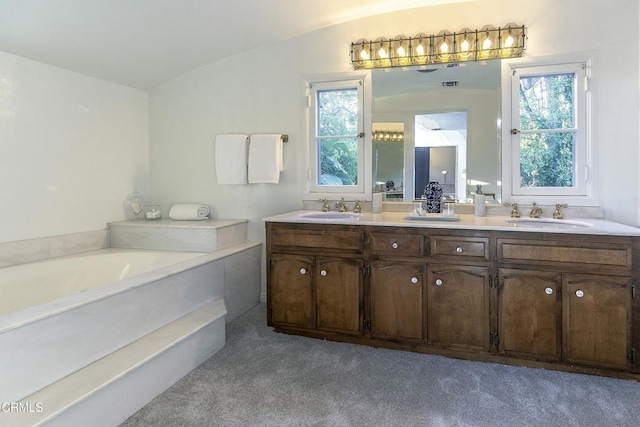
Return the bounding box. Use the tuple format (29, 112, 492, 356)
(306, 75, 371, 200)
(502, 57, 594, 204)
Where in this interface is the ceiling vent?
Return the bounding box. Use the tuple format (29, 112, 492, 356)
(442, 81, 459, 87)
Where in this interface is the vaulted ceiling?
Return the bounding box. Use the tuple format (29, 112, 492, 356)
(0, 0, 470, 90)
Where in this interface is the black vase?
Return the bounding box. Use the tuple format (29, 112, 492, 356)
(424, 182, 443, 213)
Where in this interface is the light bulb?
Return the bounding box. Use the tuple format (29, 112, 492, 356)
(378, 46, 388, 58)
(397, 46, 406, 57)
(360, 49, 369, 60)
(440, 40, 449, 54)
(483, 35, 492, 50)
(504, 34, 514, 48)
(461, 39, 470, 52)
(416, 43, 425, 56)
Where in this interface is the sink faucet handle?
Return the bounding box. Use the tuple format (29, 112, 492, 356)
(529, 202, 543, 218)
(553, 203, 568, 219)
(504, 202, 521, 218)
(353, 200, 362, 213)
(318, 198, 330, 212)
(335, 197, 347, 212)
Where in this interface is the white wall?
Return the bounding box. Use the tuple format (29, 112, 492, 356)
(148, 0, 640, 298)
(0, 51, 148, 243)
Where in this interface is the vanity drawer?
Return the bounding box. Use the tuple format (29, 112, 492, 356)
(498, 239, 631, 268)
(430, 236, 489, 260)
(370, 232, 424, 256)
(271, 227, 363, 252)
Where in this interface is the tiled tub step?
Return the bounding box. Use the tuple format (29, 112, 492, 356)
(6, 299, 226, 427)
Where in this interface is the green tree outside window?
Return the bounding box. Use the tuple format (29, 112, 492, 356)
(519, 73, 575, 188)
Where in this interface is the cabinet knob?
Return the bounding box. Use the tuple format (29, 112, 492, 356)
(545, 287, 553, 295)
(575, 289, 584, 298)
(320, 269, 327, 276)
(435, 278, 443, 286)
(299, 268, 307, 275)
(456, 246, 463, 253)
(411, 276, 418, 284)
(392, 242, 399, 249)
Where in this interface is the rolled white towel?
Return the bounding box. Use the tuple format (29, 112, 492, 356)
(169, 204, 210, 221)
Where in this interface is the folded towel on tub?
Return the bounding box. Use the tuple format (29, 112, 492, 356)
(169, 204, 210, 220)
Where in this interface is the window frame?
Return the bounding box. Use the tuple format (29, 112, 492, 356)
(304, 72, 372, 201)
(501, 54, 597, 205)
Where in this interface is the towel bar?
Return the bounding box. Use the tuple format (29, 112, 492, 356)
(247, 135, 288, 143)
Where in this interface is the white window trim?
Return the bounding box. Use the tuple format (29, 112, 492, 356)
(303, 72, 372, 202)
(501, 53, 598, 206)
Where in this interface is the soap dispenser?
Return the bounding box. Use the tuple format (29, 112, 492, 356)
(474, 185, 486, 217)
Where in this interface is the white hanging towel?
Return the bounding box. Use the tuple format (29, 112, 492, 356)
(215, 134, 249, 184)
(248, 134, 283, 184)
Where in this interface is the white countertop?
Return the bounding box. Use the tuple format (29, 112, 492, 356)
(263, 210, 640, 237)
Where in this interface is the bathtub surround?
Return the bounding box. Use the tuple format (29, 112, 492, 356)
(0, 250, 208, 319)
(0, 229, 110, 268)
(109, 219, 261, 323)
(122, 303, 640, 426)
(1, 220, 261, 426)
(109, 219, 247, 252)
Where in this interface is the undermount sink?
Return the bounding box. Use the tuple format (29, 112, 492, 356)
(506, 218, 592, 229)
(298, 212, 362, 221)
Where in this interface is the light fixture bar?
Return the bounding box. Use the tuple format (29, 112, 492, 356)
(351, 24, 526, 70)
(372, 131, 404, 142)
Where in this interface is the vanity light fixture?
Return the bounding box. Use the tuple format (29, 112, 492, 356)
(351, 23, 525, 69)
(373, 131, 404, 142)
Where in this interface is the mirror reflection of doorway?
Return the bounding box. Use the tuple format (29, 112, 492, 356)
(414, 111, 467, 201)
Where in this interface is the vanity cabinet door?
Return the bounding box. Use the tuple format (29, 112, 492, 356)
(269, 254, 314, 329)
(427, 264, 490, 351)
(563, 274, 631, 370)
(370, 262, 425, 340)
(497, 269, 561, 361)
(316, 257, 363, 335)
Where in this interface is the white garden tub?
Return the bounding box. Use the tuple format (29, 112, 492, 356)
(0, 248, 226, 405)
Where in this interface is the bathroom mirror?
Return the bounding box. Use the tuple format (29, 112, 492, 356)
(372, 60, 502, 202)
(372, 122, 405, 199)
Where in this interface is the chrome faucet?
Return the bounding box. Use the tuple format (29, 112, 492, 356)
(529, 203, 543, 218)
(335, 198, 347, 213)
(553, 203, 568, 219)
(319, 198, 330, 212)
(504, 202, 521, 218)
(353, 200, 362, 213)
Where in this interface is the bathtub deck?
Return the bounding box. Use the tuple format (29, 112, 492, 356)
(7, 298, 226, 427)
(109, 219, 248, 253)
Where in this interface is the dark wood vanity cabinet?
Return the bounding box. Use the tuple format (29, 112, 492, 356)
(496, 236, 635, 372)
(266, 221, 639, 380)
(269, 253, 314, 329)
(267, 224, 364, 336)
(563, 274, 631, 370)
(370, 261, 425, 340)
(497, 268, 562, 361)
(427, 264, 491, 351)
